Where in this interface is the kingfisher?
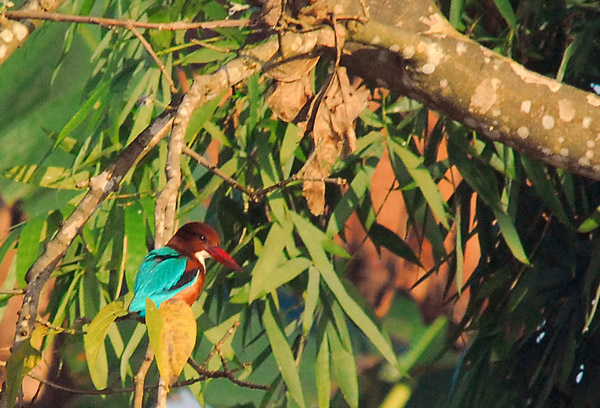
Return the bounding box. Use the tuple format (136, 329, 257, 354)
(129, 222, 241, 316)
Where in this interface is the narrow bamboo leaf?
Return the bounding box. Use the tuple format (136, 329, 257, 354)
(203, 121, 231, 147)
(369, 222, 422, 266)
(263, 297, 306, 408)
(4, 165, 90, 190)
(303, 266, 320, 335)
(106, 322, 125, 358)
(280, 123, 302, 178)
(521, 157, 570, 225)
(175, 47, 234, 66)
(455, 207, 464, 296)
(327, 321, 358, 408)
(202, 310, 241, 363)
(128, 68, 161, 144)
(55, 80, 110, 146)
(380, 384, 412, 408)
(84, 300, 128, 389)
(249, 222, 291, 302)
(579, 208, 600, 233)
(124, 203, 147, 292)
(315, 322, 330, 408)
(257, 134, 286, 222)
(4, 333, 42, 408)
(120, 323, 146, 385)
(490, 205, 529, 264)
(449, 142, 529, 264)
(253, 257, 312, 300)
(185, 93, 223, 143)
(399, 316, 447, 372)
(16, 215, 45, 287)
(159, 299, 197, 388)
(117, 67, 152, 127)
(292, 212, 399, 367)
(389, 139, 450, 228)
(327, 157, 378, 236)
(449, 0, 466, 29)
(493, 0, 518, 31)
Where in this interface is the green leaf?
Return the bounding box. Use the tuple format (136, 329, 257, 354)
(120, 323, 146, 385)
(16, 215, 46, 287)
(252, 257, 312, 300)
(315, 320, 330, 408)
(389, 139, 449, 229)
(380, 384, 412, 408)
(327, 320, 358, 408)
(249, 222, 291, 302)
(280, 123, 302, 178)
(175, 47, 234, 66)
(399, 316, 447, 372)
(493, 0, 517, 31)
(292, 212, 399, 368)
(327, 156, 378, 236)
(55, 80, 110, 147)
(4, 333, 43, 408)
(448, 139, 529, 264)
(263, 297, 306, 408)
(303, 266, 320, 335)
(4, 165, 90, 190)
(369, 222, 421, 266)
(449, 0, 466, 29)
(521, 156, 570, 226)
(185, 94, 224, 143)
(84, 299, 129, 389)
(124, 203, 147, 292)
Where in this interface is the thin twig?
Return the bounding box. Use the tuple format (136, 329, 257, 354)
(201, 321, 240, 370)
(183, 146, 345, 201)
(0, 289, 24, 295)
(187, 358, 269, 391)
(5, 10, 251, 31)
(27, 368, 268, 395)
(182, 146, 255, 198)
(126, 23, 177, 93)
(35, 317, 85, 335)
(133, 345, 155, 408)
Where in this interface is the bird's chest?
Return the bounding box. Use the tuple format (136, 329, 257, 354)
(171, 258, 206, 306)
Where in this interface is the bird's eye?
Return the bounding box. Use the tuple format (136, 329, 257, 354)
(199, 234, 206, 241)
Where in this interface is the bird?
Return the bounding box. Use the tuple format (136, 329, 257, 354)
(129, 222, 241, 316)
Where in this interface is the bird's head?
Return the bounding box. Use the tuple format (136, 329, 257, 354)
(167, 222, 241, 271)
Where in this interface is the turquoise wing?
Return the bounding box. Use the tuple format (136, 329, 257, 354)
(129, 247, 196, 316)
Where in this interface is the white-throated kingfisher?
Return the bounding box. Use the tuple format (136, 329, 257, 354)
(129, 222, 241, 316)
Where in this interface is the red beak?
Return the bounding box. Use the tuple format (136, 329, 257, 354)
(206, 245, 242, 271)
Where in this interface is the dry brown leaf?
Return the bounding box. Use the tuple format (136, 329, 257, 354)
(254, 0, 283, 27)
(303, 67, 369, 215)
(266, 75, 314, 122)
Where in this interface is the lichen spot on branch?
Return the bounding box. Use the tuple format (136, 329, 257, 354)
(469, 78, 500, 115)
(558, 99, 575, 122)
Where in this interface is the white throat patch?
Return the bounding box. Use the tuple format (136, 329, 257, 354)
(194, 249, 211, 269)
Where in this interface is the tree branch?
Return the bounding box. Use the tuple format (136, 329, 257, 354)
(0, 0, 68, 66)
(4, 10, 251, 31)
(342, 0, 600, 180)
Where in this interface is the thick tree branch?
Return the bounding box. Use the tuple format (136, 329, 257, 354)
(341, 0, 600, 180)
(0, 0, 68, 66)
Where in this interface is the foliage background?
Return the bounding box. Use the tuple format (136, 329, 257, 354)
(1, 0, 600, 407)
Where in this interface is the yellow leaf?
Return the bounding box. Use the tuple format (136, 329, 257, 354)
(146, 298, 197, 390)
(161, 299, 197, 384)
